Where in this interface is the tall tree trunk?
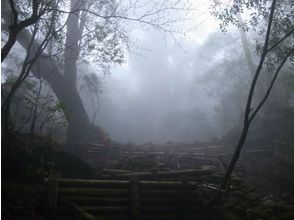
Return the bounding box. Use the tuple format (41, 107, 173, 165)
(220, 0, 280, 194)
(63, 0, 82, 85)
(2, 0, 105, 145)
(9, 28, 96, 145)
(62, 0, 91, 144)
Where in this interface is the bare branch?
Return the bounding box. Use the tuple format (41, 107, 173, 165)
(8, 0, 18, 25)
(49, 3, 196, 34)
(243, 0, 277, 123)
(1, 0, 51, 62)
(218, 0, 278, 196)
(267, 28, 294, 53)
(249, 47, 294, 123)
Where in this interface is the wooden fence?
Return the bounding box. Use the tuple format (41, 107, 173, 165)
(46, 176, 213, 220)
(98, 168, 214, 181)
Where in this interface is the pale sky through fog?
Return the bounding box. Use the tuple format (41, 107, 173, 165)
(110, 0, 219, 91)
(93, 0, 224, 144)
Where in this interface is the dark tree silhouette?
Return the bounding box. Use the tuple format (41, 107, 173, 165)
(219, 0, 294, 191)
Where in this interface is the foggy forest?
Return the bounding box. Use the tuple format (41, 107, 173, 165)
(1, 0, 294, 219)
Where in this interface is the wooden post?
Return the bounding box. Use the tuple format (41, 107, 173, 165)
(179, 179, 193, 220)
(130, 176, 140, 220)
(46, 175, 59, 220)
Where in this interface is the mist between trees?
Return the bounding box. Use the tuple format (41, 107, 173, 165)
(1, 0, 293, 144)
(2, 0, 294, 187)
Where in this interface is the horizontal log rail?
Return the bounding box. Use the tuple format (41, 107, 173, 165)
(45, 176, 207, 220)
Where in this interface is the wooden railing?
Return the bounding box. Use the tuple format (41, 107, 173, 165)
(98, 168, 214, 181)
(45, 175, 213, 220)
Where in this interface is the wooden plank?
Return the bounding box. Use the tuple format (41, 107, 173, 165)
(130, 176, 141, 220)
(102, 168, 133, 174)
(58, 179, 129, 188)
(58, 188, 129, 197)
(140, 197, 178, 206)
(140, 189, 178, 197)
(95, 215, 130, 220)
(139, 180, 199, 189)
(46, 176, 59, 220)
(140, 215, 178, 220)
(179, 179, 193, 220)
(58, 197, 129, 206)
(118, 169, 213, 178)
(141, 206, 179, 214)
(58, 206, 129, 215)
(79, 206, 129, 214)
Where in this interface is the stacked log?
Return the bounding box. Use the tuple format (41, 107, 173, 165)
(98, 168, 214, 181)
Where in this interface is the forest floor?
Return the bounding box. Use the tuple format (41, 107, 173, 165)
(2, 133, 294, 220)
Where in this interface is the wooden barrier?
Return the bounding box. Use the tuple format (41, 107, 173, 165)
(46, 177, 206, 220)
(130, 177, 140, 220)
(46, 176, 58, 219)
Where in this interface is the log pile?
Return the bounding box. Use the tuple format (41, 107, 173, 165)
(96, 168, 214, 182)
(65, 143, 273, 181)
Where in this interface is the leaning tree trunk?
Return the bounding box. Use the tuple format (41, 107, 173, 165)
(2, 0, 107, 145)
(4, 26, 101, 145)
(62, 0, 88, 144)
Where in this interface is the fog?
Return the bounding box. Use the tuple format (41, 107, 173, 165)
(2, 0, 251, 145)
(3, 0, 292, 146)
(83, 27, 246, 144)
